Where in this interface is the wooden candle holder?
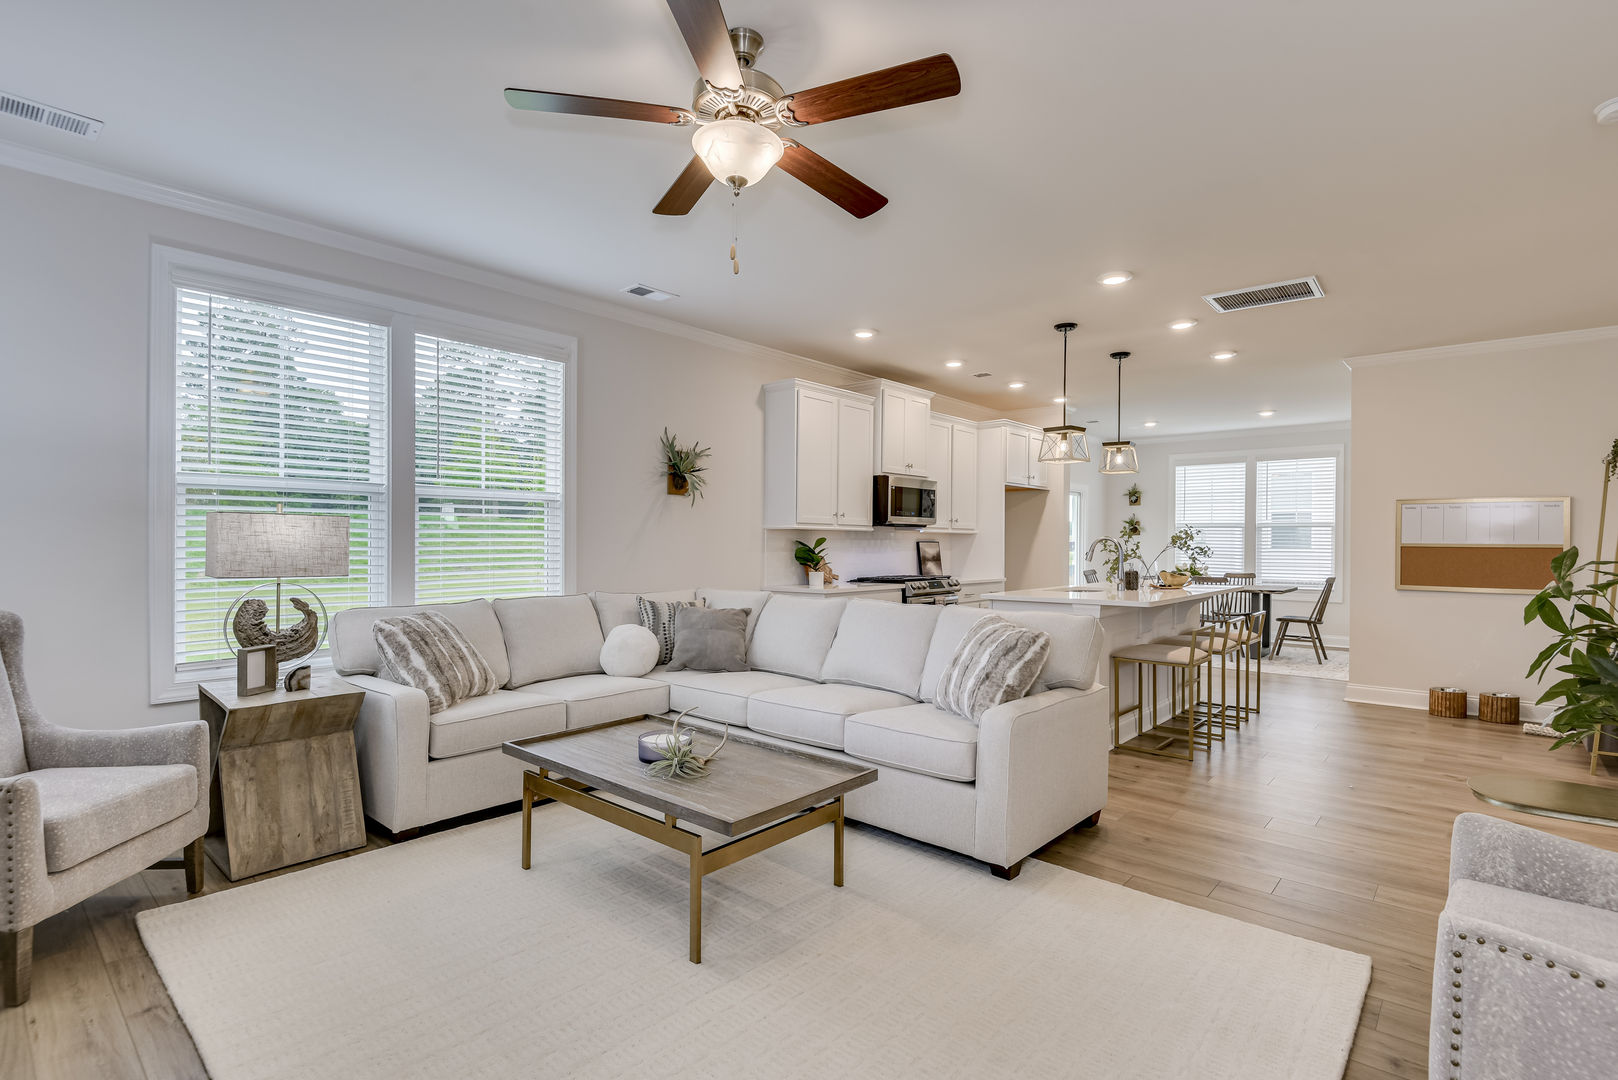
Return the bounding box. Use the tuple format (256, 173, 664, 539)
(1429, 687, 1468, 718)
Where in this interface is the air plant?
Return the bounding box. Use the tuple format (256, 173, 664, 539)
(644, 709, 730, 780)
(660, 428, 712, 504)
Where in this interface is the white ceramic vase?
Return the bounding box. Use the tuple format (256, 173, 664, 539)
(806, 571, 825, 589)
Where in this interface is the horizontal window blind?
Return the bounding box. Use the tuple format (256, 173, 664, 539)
(1257, 457, 1337, 586)
(172, 289, 389, 667)
(415, 335, 566, 603)
(1174, 461, 1247, 574)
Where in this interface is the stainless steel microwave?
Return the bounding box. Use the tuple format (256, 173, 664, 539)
(873, 475, 937, 528)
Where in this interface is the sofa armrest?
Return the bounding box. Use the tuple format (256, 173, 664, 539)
(343, 674, 431, 833)
(1451, 812, 1618, 913)
(26, 719, 210, 787)
(0, 775, 51, 930)
(973, 684, 1110, 867)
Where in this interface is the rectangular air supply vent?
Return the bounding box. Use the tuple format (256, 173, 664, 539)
(1203, 276, 1323, 313)
(0, 92, 103, 140)
(621, 283, 678, 301)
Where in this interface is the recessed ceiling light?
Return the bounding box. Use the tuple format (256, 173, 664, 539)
(945, 360, 963, 368)
(1052, 396, 1066, 403)
(1008, 382, 1025, 389)
(852, 329, 876, 339)
(1211, 350, 1237, 361)
(1143, 420, 1158, 428)
(1169, 319, 1197, 331)
(1097, 271, 1133, 286)
(1258, 410, 1275, 417)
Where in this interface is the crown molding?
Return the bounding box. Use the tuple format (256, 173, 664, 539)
(1343, 324, 1618, 369)
(0, 136, 885, 384)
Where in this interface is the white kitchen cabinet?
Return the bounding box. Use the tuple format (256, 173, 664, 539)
(763, 380, 875, 530)
(985, 421, 1049, 489)
(847, 378, 934, 477)
(925, 415, 980, 532)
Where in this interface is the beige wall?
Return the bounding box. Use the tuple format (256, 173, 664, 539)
(1347, 330, 1618, 711)
(0, 163, 989, 726)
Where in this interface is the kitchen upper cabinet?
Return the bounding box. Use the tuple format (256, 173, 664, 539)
(763, 380, 875, 530)
(926, 415, 980, 532)
(847, 378, 934, 477)
(985, 420, 1050, 490)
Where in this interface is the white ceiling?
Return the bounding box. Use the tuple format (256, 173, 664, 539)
(5, 1, 1618, 435)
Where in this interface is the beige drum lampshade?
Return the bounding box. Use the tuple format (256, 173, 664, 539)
(205, 512, 350, 580)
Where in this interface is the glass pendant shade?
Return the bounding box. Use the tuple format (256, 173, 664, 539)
(1039, 426, 1090, 464)
(691, 119, 784, 189)
(1100, 441, 1139, 475)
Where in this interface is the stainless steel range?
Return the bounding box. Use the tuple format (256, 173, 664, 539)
(848, 575, 962, 605)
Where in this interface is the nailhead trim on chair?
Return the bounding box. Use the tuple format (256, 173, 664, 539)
(1449, 929, 1605, 1079)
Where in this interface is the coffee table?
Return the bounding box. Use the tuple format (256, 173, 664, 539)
(503, 716, 877, 963)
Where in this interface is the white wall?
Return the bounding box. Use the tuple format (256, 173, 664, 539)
(1347, 329, 1618, 712)
(1094, 422, 1352, 644)
(0, 163, 990, 727)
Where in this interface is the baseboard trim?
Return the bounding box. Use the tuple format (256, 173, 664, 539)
(1344, 683, 1552, 721)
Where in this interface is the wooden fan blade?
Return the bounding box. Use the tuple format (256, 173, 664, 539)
(504, 88, 690, 124)
(782, 54, 961, 126)
(653, 156, 715, 216)
(777, 142, 888, 219)
(666, 0, 743, 90)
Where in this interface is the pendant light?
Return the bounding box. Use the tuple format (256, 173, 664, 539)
(1099, 350, 1139, 475)
(1038, 322, 1090, 463)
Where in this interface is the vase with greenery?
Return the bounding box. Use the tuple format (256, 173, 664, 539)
(1163, 525, 1213, 576)
(793, 537, 838, 586)
(660, 428, 711, 504)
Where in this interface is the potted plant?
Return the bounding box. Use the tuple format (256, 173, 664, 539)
(1103, 528, 1143, 585)
(1126, 484, 1142, 506)
(660, 428, 711, 504)
(1523, 545, 1618, 755)
(793, 537, 837, 588)
(1122, 514, 1142, 538)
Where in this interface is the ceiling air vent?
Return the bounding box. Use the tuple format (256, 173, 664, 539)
(0, 92, 103, 140)
(1203, 276, 1323, 314)
(621, 283, 678, 301)
(972, 371, 993, 378)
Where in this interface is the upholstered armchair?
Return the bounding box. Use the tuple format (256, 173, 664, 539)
(1, 611, 209, 1007)
(1433, 813, 1618, 1079)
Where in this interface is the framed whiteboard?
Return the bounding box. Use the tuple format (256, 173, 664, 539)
(1395, 497, 1570, 593)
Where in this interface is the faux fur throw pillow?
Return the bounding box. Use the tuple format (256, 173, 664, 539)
(373, 611, 498, 714)
(934, 616, 1052, 724)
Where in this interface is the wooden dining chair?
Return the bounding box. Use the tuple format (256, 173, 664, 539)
(1272, 576, 1336, 663)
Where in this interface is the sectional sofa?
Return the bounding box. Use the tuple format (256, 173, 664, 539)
(330, 590, 1109, 875)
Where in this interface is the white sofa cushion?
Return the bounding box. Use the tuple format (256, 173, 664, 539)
(589, 590, 695, 636)
(747, 683, 916, 750)
(29, 764, 198, 873)
(494, 594, 605, 688)
(747, 595, 848, 679)
(844, 703, 979, 783)
(645, 669, 812, 726)
(331, 599, 511, 686)
(427, 689, 566, 759)
(995, 610, 1106, 691)
(918, 606, 993, 702)
(695, 588, 772, 640)
(511, 674, 669, 728)
(818, 599, 940, 698)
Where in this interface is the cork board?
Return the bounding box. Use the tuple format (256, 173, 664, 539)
(1396, 497, 1570, 594)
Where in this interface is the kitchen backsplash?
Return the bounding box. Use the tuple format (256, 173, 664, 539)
(762, 529, 979, 585)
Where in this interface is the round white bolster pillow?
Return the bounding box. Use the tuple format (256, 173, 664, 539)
(600, 623, 660, 677)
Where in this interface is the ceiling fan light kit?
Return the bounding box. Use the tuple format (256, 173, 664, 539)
(1098, 351, 1139, 475)
(1038, 322, 1091, 464)
(691, 117, 782, 189)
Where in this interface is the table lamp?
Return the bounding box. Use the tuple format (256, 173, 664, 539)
(205, 511, 350, 676)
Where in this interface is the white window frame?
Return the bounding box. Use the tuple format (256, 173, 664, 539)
(147, 246, 577, 703)
(1169, 443, 1346, 599)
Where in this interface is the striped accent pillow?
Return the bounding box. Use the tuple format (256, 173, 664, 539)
(637, 596, 698, 666)
(373, 611, 498, 714)
(934, 616, 1052, 724)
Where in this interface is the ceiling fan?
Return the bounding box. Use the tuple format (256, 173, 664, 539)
(503, 0, 961, 219)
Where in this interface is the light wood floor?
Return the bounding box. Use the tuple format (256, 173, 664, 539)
(5, 673, 1614, 1079)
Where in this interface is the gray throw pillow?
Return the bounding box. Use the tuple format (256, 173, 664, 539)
(637, 596, 698, 666)
(373, 611, 499, 714)
(934, 616, 1051, 724)
(665, 606, 751, 672)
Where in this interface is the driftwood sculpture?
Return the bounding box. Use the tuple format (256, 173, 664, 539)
(232, 596, 319, 664)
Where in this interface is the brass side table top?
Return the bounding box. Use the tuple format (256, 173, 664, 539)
(1469, 772, 1618, 828)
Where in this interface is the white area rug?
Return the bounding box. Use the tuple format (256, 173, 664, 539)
(139, 808, 1370, 1080)
(1265, 645, 1350, 681)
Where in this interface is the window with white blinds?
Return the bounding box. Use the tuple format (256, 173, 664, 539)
(1173, 461, 1248, 574)
(172, 289, 389, 667)
(414, 335, 566, 603)
(1257, 456, 1337, 586)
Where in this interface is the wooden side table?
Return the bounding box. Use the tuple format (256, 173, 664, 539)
(198, 677, 367, 881)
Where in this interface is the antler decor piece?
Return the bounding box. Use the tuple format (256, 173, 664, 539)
(643, 709, 730, 779)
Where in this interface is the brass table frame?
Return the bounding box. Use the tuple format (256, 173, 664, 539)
(520, 768, 845, 964)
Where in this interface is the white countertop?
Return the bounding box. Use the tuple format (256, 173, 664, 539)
(982, 584, 1242, 609)
(767, 581, 904, 595)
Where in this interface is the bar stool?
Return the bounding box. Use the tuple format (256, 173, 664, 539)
(1111, 622, 1226, 760)
(1160, 610, 1267, 724)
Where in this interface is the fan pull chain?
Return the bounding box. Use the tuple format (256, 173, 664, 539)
(729, 187, 741, 275)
